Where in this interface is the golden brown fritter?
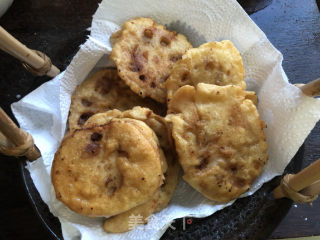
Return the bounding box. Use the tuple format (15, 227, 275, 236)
(245, 91, 258, 106)
(166, 41, 246, 102)
(52, 118, 163, 217)
(86, 107, 180, 233)
(103, 190, 160, 233)
(110, 17, 192, 103)
(118, 107, 180, 213)
(68, 68, 165, 131)
(167, 83, 268, 202)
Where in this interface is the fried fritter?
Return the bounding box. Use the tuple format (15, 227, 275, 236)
(103, 190, 160, 233)
(85, 107, 180, 233)
(245, 91, 258, 106)
(51, 118, 163, 217)
(110, 30, 122, 46)
(167, 83, 268, 202)
(68, 68, 164, 131)
(121, 107, 180, 212)
(110, 17, 192, 103)
(166, 41, 246, 102)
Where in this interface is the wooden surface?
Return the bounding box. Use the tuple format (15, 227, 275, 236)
(0, 0, 320, 239)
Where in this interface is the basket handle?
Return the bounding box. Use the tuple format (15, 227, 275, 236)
(296, 78, 320, 97)
(0, 107, 40, 161)
(0, 26, 60, 77)
(273, 158, 320, 203)
(273, 79, 320, 203)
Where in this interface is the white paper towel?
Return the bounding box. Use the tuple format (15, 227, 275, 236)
(11, 0, 320, 239)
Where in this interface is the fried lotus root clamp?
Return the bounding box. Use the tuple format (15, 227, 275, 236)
(51, 118, 163, 217)
(68, 68, 164, 131)
(165, 40, 246, 103)
(83, 107, 179, 233)
(166, 83, 268, 203)
(110, 17, 192, 103)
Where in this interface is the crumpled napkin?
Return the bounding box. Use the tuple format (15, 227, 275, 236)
(11, 0, 320, 239)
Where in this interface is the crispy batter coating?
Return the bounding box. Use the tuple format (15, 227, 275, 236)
(167, 83, 268, 202)
(110, 17, 192, 103)
(166, 41, 246, 102)
(245, 91, 258, 106)
(120, 107, 180, 213)
(51, 118, 163, 217)
(110, 30, 122, 46)
(86, 107, 179, 233)
(68, 68, 165, 131)
(103, 191, 159, 233)
(121, 108, 180, 213)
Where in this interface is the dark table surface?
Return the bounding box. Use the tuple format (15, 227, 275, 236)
(0, 0, 320, 239)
